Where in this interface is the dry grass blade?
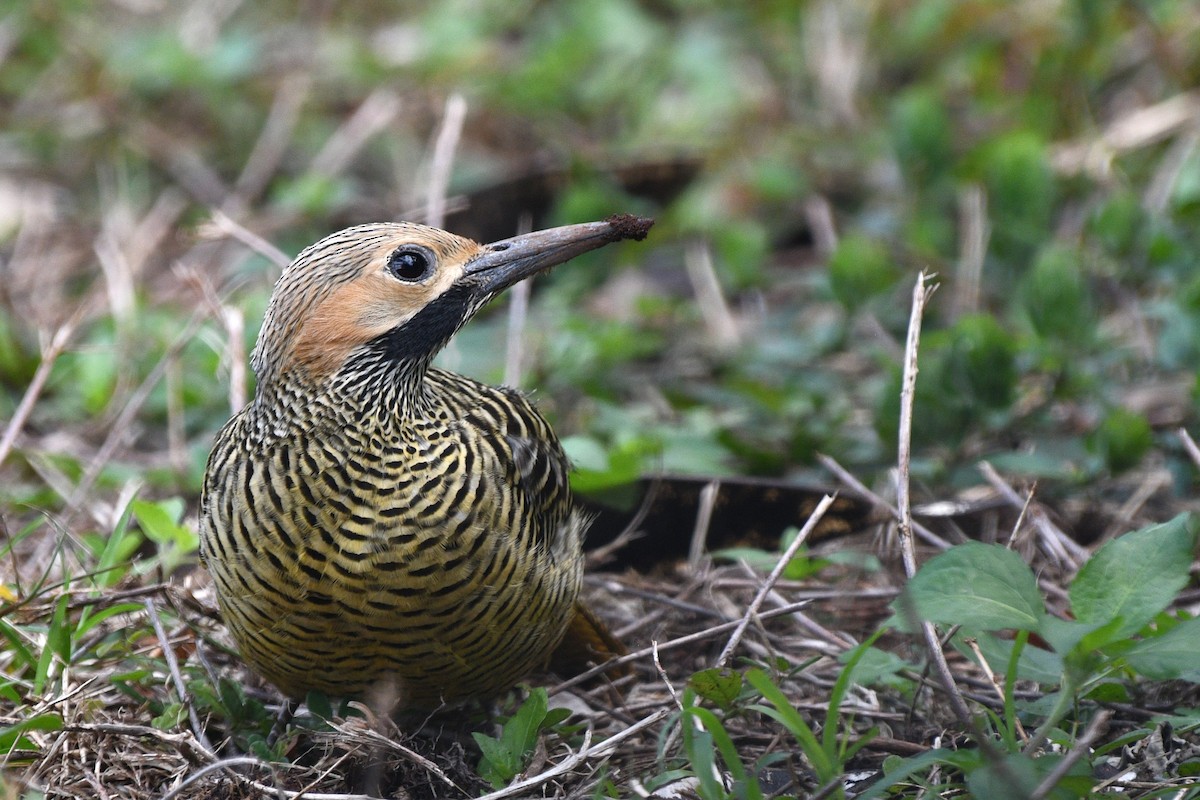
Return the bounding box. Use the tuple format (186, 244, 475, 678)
(803, 194, 838, 255)
(684, 240, 740, 348)
(206, 209, 292, 271)
(816, 452, 954, 549)
(1027, 710, 1112, 800)
(714, 493, 836, 668)
(309, 89, 402, 180)
(550, 600, 813, 694)
(1052, 90, 1200, 176)
(233, 73, 313, 204)
(0, 318, 78, 468)
(159, 756, 362, 800)
(503, 213, 534, 389)
(895, 271, 971, 726)
(424, 92, 467, 229)
(142, 598, 213, 755)
(63, 310, 209, 524)
(978, 460, 1089, 567)
(1177, 427, 1200, 471)
(688, 480, 720, 570)
(953, 184, 987, 318)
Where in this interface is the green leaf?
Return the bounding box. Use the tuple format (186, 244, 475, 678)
(74, 602, 144, 638)
(130, 497, 200, 574)
(965, 752, 1042, 800)
(687, 668, 743, 711)
(1019, 243, 1092, 344)
(839, 645, 915, 689)
(901, 542, 1045, 632)
(0, 713, 63, 755)
(473, 688, 558, 789)
(1125, 616, 1200, 681)
(1070, 514, 1198, 638)
(92, 501, 141, 586)
(684, 705, 763, 800)
(681, 724, 723, 800)
(34, 595, 70, 696)
(1089, 408, 1153, 474)
(827, 234, 900, 312)
(472, 732, 516, 789)
(746, 668, 833, 780)
(0, 618, 36, 674)
(969, 631, 1062, 685)
(506, 686, 549, 756)
(130, 498, 191, 546)
(940, 314, 1018, 410)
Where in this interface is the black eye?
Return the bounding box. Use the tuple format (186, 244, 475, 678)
(387, 247, 432, 281)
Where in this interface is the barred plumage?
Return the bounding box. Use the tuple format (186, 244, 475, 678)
(199, 216, 652, 707)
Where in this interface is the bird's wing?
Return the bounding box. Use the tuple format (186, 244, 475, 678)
(490, 385, 577, 553)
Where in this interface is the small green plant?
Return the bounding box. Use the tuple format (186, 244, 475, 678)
(872, 513, 1200, 795)
(473, 687, 571, 789)
(669, 638, 882, 800)
(129, 497, 200, 576)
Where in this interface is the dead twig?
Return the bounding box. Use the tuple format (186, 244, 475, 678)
(1027, 710, 1112, 800)
(684, 240, 740, 348)
(688, 480, 721, 571)
(550, 600, 813, 694)
(503, 213, 534, 389)
(978, 461, 1089, 567)
(816, 453, 954, 549)
(143, 598, 213, 755)
(953, 184, 987, 318)
(424, 92, 467, 229)
(309, 89, 401, 180)
(1177, 427, 1200, 471)
(715, 494, 836, 669)
(895, 272, 971, 727)
(206, 209, 292, 271)
(0, 319, 79, 468)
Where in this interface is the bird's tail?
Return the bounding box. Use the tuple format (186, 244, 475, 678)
(550, 602, 632, 679)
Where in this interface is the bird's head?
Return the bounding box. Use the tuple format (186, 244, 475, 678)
(250, 215, 653, 390)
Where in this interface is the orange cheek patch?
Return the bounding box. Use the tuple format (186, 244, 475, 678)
(288, 277, 429, 380)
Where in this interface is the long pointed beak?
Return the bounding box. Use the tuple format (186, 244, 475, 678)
(464, 214, 654, 295)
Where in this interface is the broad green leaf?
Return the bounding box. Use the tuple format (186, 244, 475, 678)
(687, 668, 742, 711)
(1036, 617, 1112, 661)
(1125, 616, 1200, 681)
(506, 687, 549, 755)
(0, 713, 63, 755)
(1070, 514, 1197, 638)
(966, 753, 1039, 800)
(130, 498, 194, 547)
(838, 645, 913, 689)
(967, 632, 1062, 685)
(901, 542, 1045, 632)
(472, 731, 514, 784)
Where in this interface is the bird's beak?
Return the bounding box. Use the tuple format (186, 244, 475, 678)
(463, 214, 654, 296)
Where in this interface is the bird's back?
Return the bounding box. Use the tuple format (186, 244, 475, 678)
(199, 367, 586, 706)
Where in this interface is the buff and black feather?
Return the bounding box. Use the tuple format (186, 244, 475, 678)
(199, 216, 651, 708)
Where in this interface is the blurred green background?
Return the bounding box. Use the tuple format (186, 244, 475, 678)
(2, 0, 1199, 531)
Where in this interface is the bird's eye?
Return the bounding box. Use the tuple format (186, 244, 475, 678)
(387, 247, 433, 282)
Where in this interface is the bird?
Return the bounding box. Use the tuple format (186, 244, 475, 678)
(199, 214, 653, 708)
